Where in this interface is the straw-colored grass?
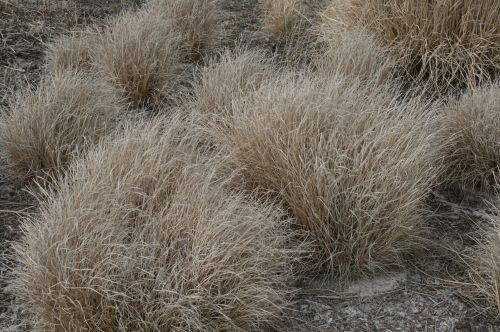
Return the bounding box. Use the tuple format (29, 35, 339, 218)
(261, 0, 328, 37)
(147, 0, 219, 58)
(210, 73, 440, 278)
(467, 198, 500, 314)
(260, 0, 329, 67)
(92, 11, 183, 106)
(0, 70, 123, 182)
(46, 28, 99, 74)
(261, 0, 301, 36)
(11, 118, 306, 331)
(440, 84, 500, 191)
(48, 0, 219, 106)
(315, 27, 396, 86)
(190, 49, 277, 119)
(321, 0, 500, 91)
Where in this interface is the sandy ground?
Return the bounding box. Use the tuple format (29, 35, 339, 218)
(0, 0, 499, 330)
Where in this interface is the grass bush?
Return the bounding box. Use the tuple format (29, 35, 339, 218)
(0, 70, 122, 182)
(321, 0, 500, 91)
(315, 27, 396, 85)
(439, 84, 500, 191)
(147, 0, 219, 58)
(11, 118, 306, 331)
(190, 49, 277, 119)
(210, 73, 440, 278)
(46, 28, 99, 73)
(92, 11, 183, 106)
(261, 0, 301, 36)
(467, 199, 500, 314)
(260, 0, 329, 67)
(50, 0, 219, 106)
(261, 0, 328, 37)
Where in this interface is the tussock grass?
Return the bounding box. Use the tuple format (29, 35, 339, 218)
(190, 49, 277, 119)
(261, 0, 301, 37)
(210, 73, 440, 278)
(46, 29, 99, 74)
(261, 0, 328, 37)
(11, 118, 306, 331)
(321, 0, 500, 91)
(49, 0, 220, 106)
(440, 84, 500, 191)
(315, 28, 396, 86)
(260, 0, 329, 67)
(467, 199, 500, 314)
(0, 70, 123, 182)
(92, 11, 183, 106)
(147, 0, 219, 58)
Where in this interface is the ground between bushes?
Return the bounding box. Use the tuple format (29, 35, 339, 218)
(0, 0, 499, 331)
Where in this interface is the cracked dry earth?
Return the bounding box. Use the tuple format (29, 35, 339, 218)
(1, 0, 499, 331)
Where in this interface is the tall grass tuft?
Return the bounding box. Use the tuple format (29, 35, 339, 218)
(0, 70, 123, 182)
(10, 118, 308, 331)
(147, 0, 219, 58)
(190, 49, 277, 119)
(321, 0, 500, 91)
(46, 28, 99, 74)
(209, 72, 441, 279)
(439, 84, 500, 191)
(315, 27, 396, 86)
(466, 196, 500, 314)
(92, 11, 183, 106)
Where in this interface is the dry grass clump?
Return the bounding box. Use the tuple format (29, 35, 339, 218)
(92, 11, 183, 106)
(211, 73, 439, 278)
(190, 49, 277, 119)
(261, 0, 301, 36)
(261, 0, 328, 37)
(321, 0, 500, 91)
(315, 27, 396, 86)
(11, 119, 305, 331)
(0, 70, 122, 182)
(467, 200, 500, 314)
(46, 28, 99, 74)
(439, 84, 500, 191)
(260, 0, 329, 67)
(147, 0, 219, 58)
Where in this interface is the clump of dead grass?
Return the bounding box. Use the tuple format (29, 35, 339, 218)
(315, 27, 396, 86)
(260, 0, 329, 67)
(10, 118, 306, 331)
(0, 70, 123, 182)
(46, 28, 99, 73)
(147, 0, 219, 58)
(466, 197, 500, 314)
(190, 49, 277, 119)
(210, 73, 440, 278)
(92, 11, 183, 106)
(261, 0, 301, 37)
(321, 0, 500, 91)
(439, 84, 500, 191)
(261, 0, 328, 37)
